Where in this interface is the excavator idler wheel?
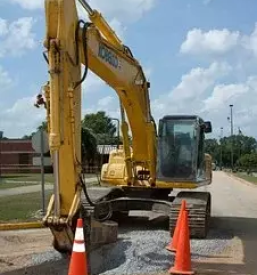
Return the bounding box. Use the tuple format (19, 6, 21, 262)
(169, 191, 211, 239)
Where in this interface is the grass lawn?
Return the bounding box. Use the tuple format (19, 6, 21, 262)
(0, 191, 52, 222)
(0, 173, 54, 190)
(235, 172, 257, 184)
(0, 178, 99, 222)
(0, 173, 99, 189)
(0, 180, 40, 189)
(1, 173, 55, 182)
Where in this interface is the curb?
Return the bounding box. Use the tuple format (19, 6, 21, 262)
(0, 221, 45, 231)
(225, 172, 257, 188)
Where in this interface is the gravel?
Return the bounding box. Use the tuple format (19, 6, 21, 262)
(32, 250, 63, 266)
(90, 222, 232, 275)
(91, 228, 171, 275)
(29, 217, 233, 275)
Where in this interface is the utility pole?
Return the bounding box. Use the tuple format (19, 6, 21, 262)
(220, 127, 223, 170)
(238, 127, 242, 159)
(0, 131, 3, 179)
(228, 104, 234, 171)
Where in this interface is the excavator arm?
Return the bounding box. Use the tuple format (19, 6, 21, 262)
(76, 18, 158, 186)
(40, 0, 157, 253)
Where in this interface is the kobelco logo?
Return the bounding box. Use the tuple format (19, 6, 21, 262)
(98, 43, 118, 68)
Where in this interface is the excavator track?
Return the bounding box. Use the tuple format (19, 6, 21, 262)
(81, 186, 125, 213)
(169, 191, 211, 239)
(79, 186, 125, 252)
(79, 186, 211, 246)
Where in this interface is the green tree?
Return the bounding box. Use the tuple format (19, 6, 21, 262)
(205, 134, 257, 168)
(21, 134, 34, 139)
(236, 135, 257, 155)
(37, 121, 48, 132)
(205, 138, 220, 162)
(220, 135, 257, 167)
(81, 127, 98, 165)
(237, 153, 257, 173)
(21, 121, 47, 139)
(219, 137, 233, 167)
(82, 111, 118, 145)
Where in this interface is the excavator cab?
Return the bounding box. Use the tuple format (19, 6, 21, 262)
(157, 115, 212, 184)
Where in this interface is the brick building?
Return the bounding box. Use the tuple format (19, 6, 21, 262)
(0, 139, 42, 174)
(0, 138, 118, 174)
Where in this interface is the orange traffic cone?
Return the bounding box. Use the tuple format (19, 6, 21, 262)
(166, 200, 186, 252)
(168, 209, 194, 275)
(68, 218, 88, 275)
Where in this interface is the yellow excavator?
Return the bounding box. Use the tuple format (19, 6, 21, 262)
(36, 0, 213, 254)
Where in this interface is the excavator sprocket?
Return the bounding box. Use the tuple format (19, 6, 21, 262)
(169, 191, 211, 238)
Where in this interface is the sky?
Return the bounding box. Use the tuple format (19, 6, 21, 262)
(0, 0, 257, 139)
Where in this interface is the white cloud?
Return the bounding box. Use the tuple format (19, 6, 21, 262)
(8, 0, 43, 10)
(201, 76, 257, 137)
(82, 70, 105, 95)
(201, 83, 249, 113)
(151, 61, 257, 138)
(1, 92, 117, 138)
(151, 62, 230, 130)
(86, 0, 156, 23)
(0, 18, 7, 36)
(98, 96, 114, 107)
(242, 23, 257, 58)
(174, 23, 257, 138)
(6, 0, 155, 54)
(0, 17, 37, 58)
(170, 62, 231, 102)
(151, 62, 231, 118)
(0, 66, 13, 92)
(9, 0, 156, 23)
(108, 18, 127, 41)
(180, 23, 257, 59)
(83, 95, 120, 118)
(0, 95, 45, 138)
(6, 0, 154, 55)
(180, 28, 240, 55)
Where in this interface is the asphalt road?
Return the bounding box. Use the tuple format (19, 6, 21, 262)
(196, 171, 257, 274)
(2, 171, 257, 275)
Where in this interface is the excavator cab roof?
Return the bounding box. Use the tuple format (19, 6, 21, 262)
(159, 115, 212, 134)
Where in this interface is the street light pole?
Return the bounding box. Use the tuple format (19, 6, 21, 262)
(229, 104, 234, 171)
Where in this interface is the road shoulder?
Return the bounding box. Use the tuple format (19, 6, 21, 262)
(225, 172, 257, 188)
